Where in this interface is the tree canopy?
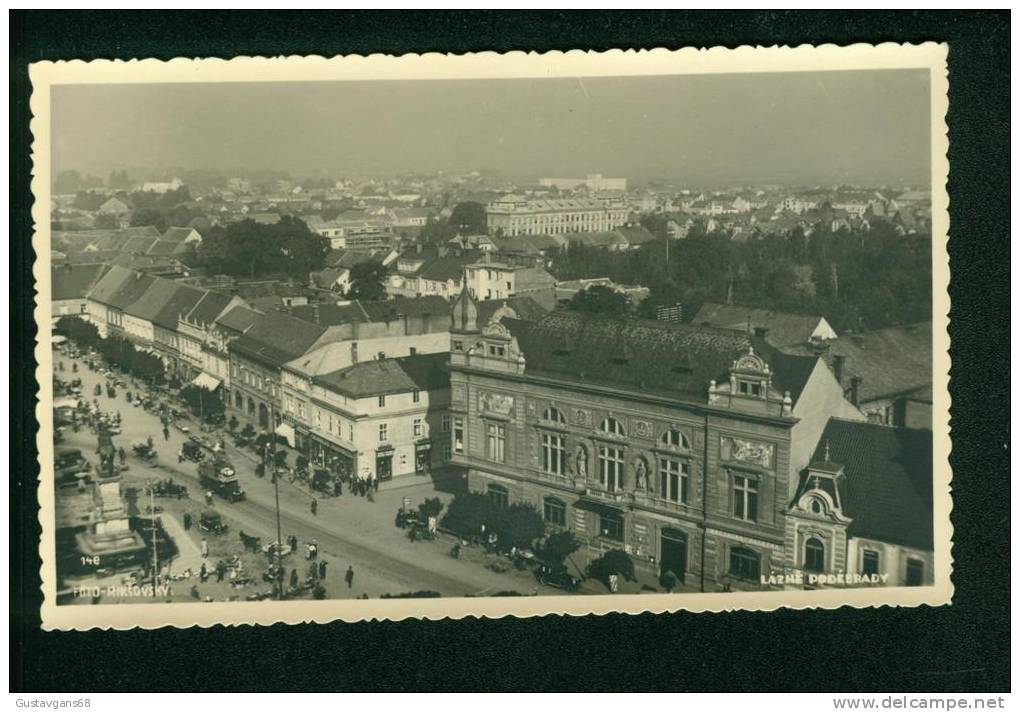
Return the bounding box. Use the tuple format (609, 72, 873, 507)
(448, 201, 488, 235)
(567, 285, 632, 315)
(195, 215, 328, 280)
(346, 261, 389, 300)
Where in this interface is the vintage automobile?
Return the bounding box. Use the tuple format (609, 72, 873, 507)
(180, 440, 205, 463)
(132, 440, 158, 461)
(534, 562, 581, 592)
(55, 447, 91, 487)
(199, 510, 227, 535)
(149, 478, 189, 499)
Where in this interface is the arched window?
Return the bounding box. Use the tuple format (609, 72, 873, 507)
(543, 406, 566, 424)
(729, 546, 760, 581)
(661, 427, 690, 449)
(804, 537, 825, 572)
(601, 417, 625, 436)
(543, 496, 566, 526)
(487, 483, 509, 508)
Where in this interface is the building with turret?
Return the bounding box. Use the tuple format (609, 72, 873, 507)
(447, 291, 864, 591)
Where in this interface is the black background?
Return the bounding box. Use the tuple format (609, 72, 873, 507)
(10, 10, 1010, 692)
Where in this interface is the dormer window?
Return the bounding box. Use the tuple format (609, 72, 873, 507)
(738, 380, 762, 397)
(488, 344, 506, 357)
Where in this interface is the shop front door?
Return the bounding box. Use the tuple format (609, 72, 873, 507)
(660, 528, 688, 584)
(376, 454, 393, 481)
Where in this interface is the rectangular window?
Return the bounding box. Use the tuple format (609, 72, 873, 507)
(443, 445, 452, 461)
(599, 511, 624, 541)
(733, 475, 759, 521)
(378, 395, 386, 407)
(348, 424, 354, 442)
(862, 550, 881, 576)
(412, 389, 420, 403)
(905, 558, 924, 586)
(442, 415, 451, 433)
(659, 458, 690, 504)
(486, 423, 506, 463)
(453, 418, 464, 454)
(598, 445, 624, 492)
(378, 423, 388, 442)
(729, 547, 761, 580)
(327, 415, 333, 432)
(413, 418, 423, 438)
(543, 498, 566, 527)
(541, 432, 566, 475)
(452, 340, 464, 352)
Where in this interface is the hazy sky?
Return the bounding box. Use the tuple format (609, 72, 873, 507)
(51, 69, 931, 187)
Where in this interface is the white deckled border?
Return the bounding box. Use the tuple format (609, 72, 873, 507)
(29, 43, 952, 630)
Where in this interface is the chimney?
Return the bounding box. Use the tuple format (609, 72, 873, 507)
(416, 242, 422, 254)
(312, 304, 320, 324)
(832, 353, 846, 385)
(849, 376, 862, 407)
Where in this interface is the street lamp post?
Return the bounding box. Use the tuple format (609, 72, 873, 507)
(269, 402, 284, 600)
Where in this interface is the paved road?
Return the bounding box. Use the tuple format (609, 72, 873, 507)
(57, 352, 561, 599)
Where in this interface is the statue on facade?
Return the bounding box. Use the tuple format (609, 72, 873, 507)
(635, 458, 648, 492)
(574, 445, 588, 478)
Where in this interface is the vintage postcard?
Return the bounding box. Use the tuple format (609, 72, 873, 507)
(31, 43, 951, 630)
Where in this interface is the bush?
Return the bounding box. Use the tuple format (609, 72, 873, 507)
(440, 493, 544, 552)
(540, 530, 580, 567)
(587, 549, 636, 587)
(417, 496, 444, 520)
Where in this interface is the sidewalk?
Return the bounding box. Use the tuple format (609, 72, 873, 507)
(159, 511, 204, 576)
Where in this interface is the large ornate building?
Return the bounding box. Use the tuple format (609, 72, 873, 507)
(447, 289, 864, 591)
(486, 195, 628, 237)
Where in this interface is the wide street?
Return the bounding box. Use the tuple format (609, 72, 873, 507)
(56, 348, 577, 602)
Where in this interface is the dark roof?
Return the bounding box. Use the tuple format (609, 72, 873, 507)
(123, 279, 182, 320)
(418, 255, 472, 282)
(185, 291, 235, 327)
(692, 302, 830, 349)
(315, 352, 449, 398)
(146, 239, 189, 257)
(52, 263, 109, 301)
(162, 227, 196, 242)
(476, 295, 550, 325)
(326, 248, 383, 269)
(791, 323, 932, 402)
(215, 305, 261, 333)
(812, 419, 933, 551)
(152, 285, 205, 329)
(106, 271, 158, 310)
(230, 311, 327, 366)
(288, 296, 452, 327)
(121, 236, 159, 254)
(503, 310, 815, 403)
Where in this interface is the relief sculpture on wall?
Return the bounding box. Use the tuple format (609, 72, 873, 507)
(721, 436, 774, 469)
(478, 391, 515, 416)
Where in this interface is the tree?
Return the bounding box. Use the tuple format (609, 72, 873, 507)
(448, 201, 487, 235)
(418, 497, 444, 521)
(346, 261, 388, 300)
(587, 549, 636, 587)
(130, 208, 169, 233)
(94, 213, 121, 230)
(540, 530, 580, 567)
(659, 570, 679, 593)
(227, 415, 239, 433)
(195, 216, 327, 280)
(179, 384, 225, 420)
(567, 285, 631, 315)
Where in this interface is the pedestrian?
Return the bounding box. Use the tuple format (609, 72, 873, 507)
(146, 435, 154, 449)
(289, 535, 298, 553)
(200, 563, 208, 583)
(373, 475, 380, 493)
(310, 498, 317, 516)
(118, 447, 126, 465)
(183, 512, 192, 531)
(608, 573, 619, 593)
(216, 562, 225, 583)
(318, 560, 327, 580)
(178, 451, 184, 464)
(334, 479, 342, 497)
(200, 538, 208, 559)
(344, 565, 354, 589)
(163, 426, 170, 441)
(190, 585, 200, 600)
(205, 490, 213, 507)
(290, 568, 299, 589)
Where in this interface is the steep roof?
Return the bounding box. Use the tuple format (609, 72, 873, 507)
(813, 419, 933, 551)
(122, 236, 159, 254)
(476, 296, 550, 325)
(85, 265, 137, 306)
(504, 310, 815, 404)
(52, 263, 110, 302)
(315, 352, 449, 398)
(215, 305, 261, 333)
(146, 239, 190, 257)
(693, 302, 831, 349)
(151, 284, 205, 329)
(185, 291, 235, 327)
(162, 226, 197, 242)
(123, 278, 182, 321)
(230, 311, 327, 367)
(105, 270, 158, 311)
(792, 322, 932, 402)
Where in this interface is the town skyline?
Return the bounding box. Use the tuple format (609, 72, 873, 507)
(51, 69, 932, 187)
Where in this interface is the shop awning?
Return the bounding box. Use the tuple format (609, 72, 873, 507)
(275, 422, 295, 447)
(192, 373, 222, 391)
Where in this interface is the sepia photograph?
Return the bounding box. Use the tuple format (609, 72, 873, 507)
(29, 43, 952, 631)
